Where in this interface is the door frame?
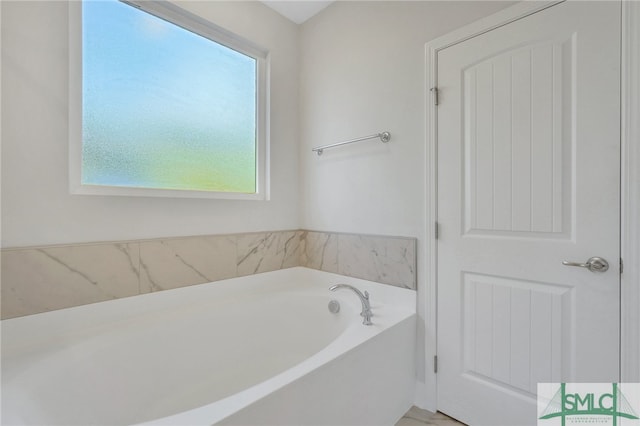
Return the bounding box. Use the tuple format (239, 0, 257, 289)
(419, 0, 640, 412)
(620, 0, 640, 387)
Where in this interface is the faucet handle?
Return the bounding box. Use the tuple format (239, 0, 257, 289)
(364, 290, 370, 300)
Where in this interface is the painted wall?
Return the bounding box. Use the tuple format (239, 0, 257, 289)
(298, 0, 514, 409)
(1, 0, 515, 407)
(299, 0, 513, 240)
(1, 0, 300, 248)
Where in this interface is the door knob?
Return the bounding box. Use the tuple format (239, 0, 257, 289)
(562, 257, 609, 273)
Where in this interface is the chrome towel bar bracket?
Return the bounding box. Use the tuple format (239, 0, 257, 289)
(312, 131, 391, 156)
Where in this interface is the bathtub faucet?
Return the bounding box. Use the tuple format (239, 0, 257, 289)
(329, 284, 372, 326)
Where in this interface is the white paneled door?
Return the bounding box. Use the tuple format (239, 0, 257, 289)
(436, 2, 621, 425)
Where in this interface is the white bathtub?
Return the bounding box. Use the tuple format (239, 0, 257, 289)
(1, 267, 416, 426)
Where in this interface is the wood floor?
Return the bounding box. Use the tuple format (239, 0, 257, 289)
(395, 406, 466, 426)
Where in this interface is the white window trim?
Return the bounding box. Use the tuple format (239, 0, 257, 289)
(69, 0, 270, 200)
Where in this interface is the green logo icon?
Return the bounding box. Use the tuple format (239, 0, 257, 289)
(539, 383, 639, 426)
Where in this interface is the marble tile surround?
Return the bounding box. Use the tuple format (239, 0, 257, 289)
(1, 230, 416, 319)
(299, 231, 416, 289)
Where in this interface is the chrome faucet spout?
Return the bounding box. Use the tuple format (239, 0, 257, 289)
(329, 284, 373, 325)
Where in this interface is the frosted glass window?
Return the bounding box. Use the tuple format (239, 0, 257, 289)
(79, 0, 263, 195)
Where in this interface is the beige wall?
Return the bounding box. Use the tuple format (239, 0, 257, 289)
(1, 0, 513, 250)
(298, 0, 513, 406)
(299, 1, 512, 237)
(1, 1, 300, 248)
(1, 0, 516, 407)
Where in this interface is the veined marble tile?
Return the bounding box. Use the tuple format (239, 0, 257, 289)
(139, 235, 237, 293)
(2, 230, 418, 319)
(337, 234, 416, 289)
(299, 231, 338, 273)
(236, 231, 301, 276)
(1, 243, 139, 319)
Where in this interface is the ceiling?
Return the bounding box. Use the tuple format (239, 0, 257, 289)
(260, 1, 334, 24)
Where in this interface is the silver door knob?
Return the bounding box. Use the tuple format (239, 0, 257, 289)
(562, 257, 609, 273)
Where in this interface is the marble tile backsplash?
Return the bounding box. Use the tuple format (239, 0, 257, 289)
(335, 234, 416, 289)
(1, 230, 416, 319)
(299, 231, 416, 289)
(299, 231, 339, 273)
(139, 235, 237, 293)
(1, 243, 140, 319)
(236, 231, 301, 276)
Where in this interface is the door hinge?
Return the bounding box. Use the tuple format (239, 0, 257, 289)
(434, 355, 438, 373)
(620, 258, 624, 274)
(435, 221, 439, 239)
(430, 87, 439, 105)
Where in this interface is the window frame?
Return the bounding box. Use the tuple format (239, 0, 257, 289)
(69, 0, 270, 200)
